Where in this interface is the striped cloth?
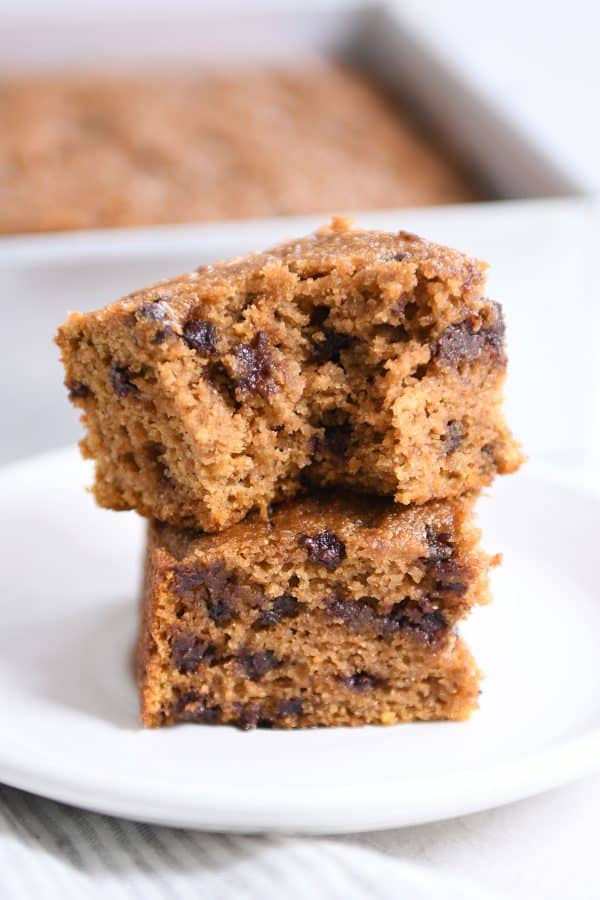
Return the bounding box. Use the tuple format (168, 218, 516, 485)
(0, 784, 497, 899)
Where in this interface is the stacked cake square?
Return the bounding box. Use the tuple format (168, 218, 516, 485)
(57, 218, 521, 729)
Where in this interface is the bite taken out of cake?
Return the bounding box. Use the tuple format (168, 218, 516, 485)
(57, 217, 522, 531)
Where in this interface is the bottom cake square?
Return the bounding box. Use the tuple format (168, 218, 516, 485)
(137, 493, 486, 729)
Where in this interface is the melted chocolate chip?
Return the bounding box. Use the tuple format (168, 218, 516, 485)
(434, 305, 505, 368)
(343, 671, 382, 691)
(425, 526, 454, 564)
(234, 331, 277, 397)
(298, 531, 346, 570)
(311, 327, 355, 364)
(171, 633, 215, 674)
(174, 691, 221, 723)
(66, 381, 90, 401)
(237, 651, 280, 681)
(276, 698, 304, 718)
(182, 318, 218, 355)
(327, 594, 448, 644)
(234, 703, 261, 730)
(430, 557, 468, 596)
(254, 593, 300, 629)
(327, 595, 378, 632)
(173, 562, 245, 625)
(109, 365, 139, 398)
(436, 578, 467, 596)
(386, 601, 447, 643)
(445, 420, 465, 454)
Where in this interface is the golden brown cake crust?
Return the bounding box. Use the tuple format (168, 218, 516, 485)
(1, 65, 479, 234)
(137, 491, 486, 728)
(57, 219, 522, 531)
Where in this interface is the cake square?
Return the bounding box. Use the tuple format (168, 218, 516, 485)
(1, 65, 478, 235)
(57, 218, 522, 531)
(137, 491, 487, 728)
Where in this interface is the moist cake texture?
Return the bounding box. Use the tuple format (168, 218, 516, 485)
(1, 65, 479, 235)
(138, 492, 486, 728)
(57, 218, 522, 531)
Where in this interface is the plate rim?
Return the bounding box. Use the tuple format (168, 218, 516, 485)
(1, 447, 599, 833)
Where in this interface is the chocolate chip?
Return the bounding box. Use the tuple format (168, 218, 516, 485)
(136, 301, 173, 342)
(309, 305, 331, 326)
(425, 526, 454, 564)
(109, 365, 139, 398)
(137, 300, 168, 322)
(182, 319, 218, 355)
(173, 562, 244, 625)
(327, 593, 448, 644)
(254, 593, 300, 629)
(386, 601, 447, 643)
(445, 421, 465, 454)
(384, 251, 410, 262)
(171, 633, 215, 674)
(236, 709, 274, 730)
(327, 595, 378, 632)
(430, 557, 468, 596)
(311, 327, 355, 364)
(298, 532, 346, 569)
(276, 698, 303, 718)
(436, 578, 467, 596)
(234, 703, 261, 730)
(232, 703, 274, 730)
(343, 671, 382, 691)
(66, 380, 90, 400)
(434, 304, 505, 368)
(174, 691, 221, 723)
(237, 651, 280, 681)
(234, 331, 277, 397)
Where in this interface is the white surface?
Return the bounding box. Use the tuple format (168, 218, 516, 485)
(0, 448, 599, 832)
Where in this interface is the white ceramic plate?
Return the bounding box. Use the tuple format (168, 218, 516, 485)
(0, 448, 599, 833)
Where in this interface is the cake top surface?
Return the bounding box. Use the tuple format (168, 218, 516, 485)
(152, 491, 473, 565)
(71, 218, 487, 326)
(199, 216, 485, 282)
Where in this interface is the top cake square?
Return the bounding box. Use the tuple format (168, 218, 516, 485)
(57, 218, 521, 531)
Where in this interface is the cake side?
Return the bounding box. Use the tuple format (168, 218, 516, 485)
(137, 492, 487, 728)
(57, 219, 522, 530)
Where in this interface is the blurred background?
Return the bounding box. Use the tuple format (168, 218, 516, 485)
(1, 0, 598, 472)
(1, 4, 600, 900)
